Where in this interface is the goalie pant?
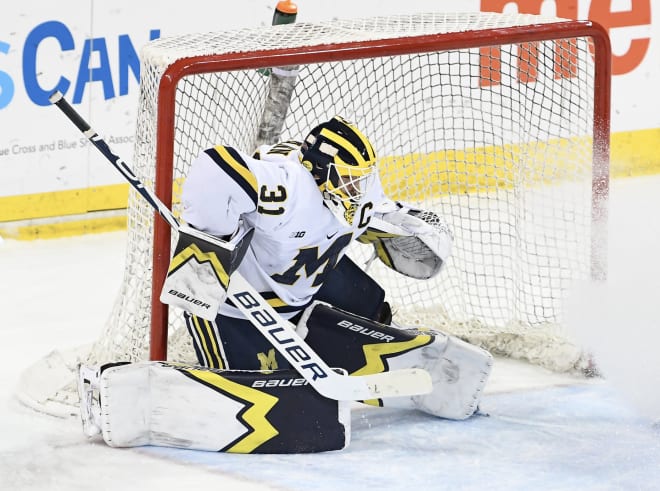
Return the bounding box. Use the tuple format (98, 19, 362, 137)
(78, 361, 350, 453)
(298, 302, 493, 419)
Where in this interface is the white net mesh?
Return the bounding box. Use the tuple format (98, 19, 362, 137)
(17, 12, 608, 415)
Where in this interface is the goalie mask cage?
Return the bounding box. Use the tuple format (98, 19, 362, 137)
(18, 12, 611, 416)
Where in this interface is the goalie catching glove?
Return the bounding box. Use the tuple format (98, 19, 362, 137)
(359, 202, 453, 279)
(160, 223, 253, 321)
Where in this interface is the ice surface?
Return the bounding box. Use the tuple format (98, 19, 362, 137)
(1, 176, 660, 490)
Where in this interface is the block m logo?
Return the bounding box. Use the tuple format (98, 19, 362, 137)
(271, 233, 352, 287)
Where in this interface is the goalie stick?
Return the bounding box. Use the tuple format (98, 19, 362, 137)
(49, 90, 432, 402)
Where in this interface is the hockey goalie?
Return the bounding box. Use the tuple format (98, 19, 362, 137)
(79, 116, 493, 453)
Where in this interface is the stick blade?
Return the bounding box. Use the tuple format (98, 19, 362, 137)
(319, 368, 432, 401)
(362, 368, 433, 398)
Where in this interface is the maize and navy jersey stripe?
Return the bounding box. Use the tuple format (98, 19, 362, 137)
(204, 145, 259, 206)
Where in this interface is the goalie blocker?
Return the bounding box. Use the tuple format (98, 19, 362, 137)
(160, 223, 253, 321)
(78, 361, 350, 453)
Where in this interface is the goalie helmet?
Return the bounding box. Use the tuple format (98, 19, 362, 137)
(300, 116, 377, 226)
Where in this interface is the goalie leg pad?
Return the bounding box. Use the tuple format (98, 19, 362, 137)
(298, 302, 492, 419)
(78, 361, 350, 453)
(407, 334, 493, 419)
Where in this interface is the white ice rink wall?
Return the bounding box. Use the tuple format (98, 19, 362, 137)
(0, 0, 658, 239)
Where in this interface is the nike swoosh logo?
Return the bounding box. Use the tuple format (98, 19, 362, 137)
(326, 231, 338, 239)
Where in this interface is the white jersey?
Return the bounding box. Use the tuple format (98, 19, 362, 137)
(182, 141, 394, 319)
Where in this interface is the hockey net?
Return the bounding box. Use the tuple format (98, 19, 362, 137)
(18, 12, 610, 416)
